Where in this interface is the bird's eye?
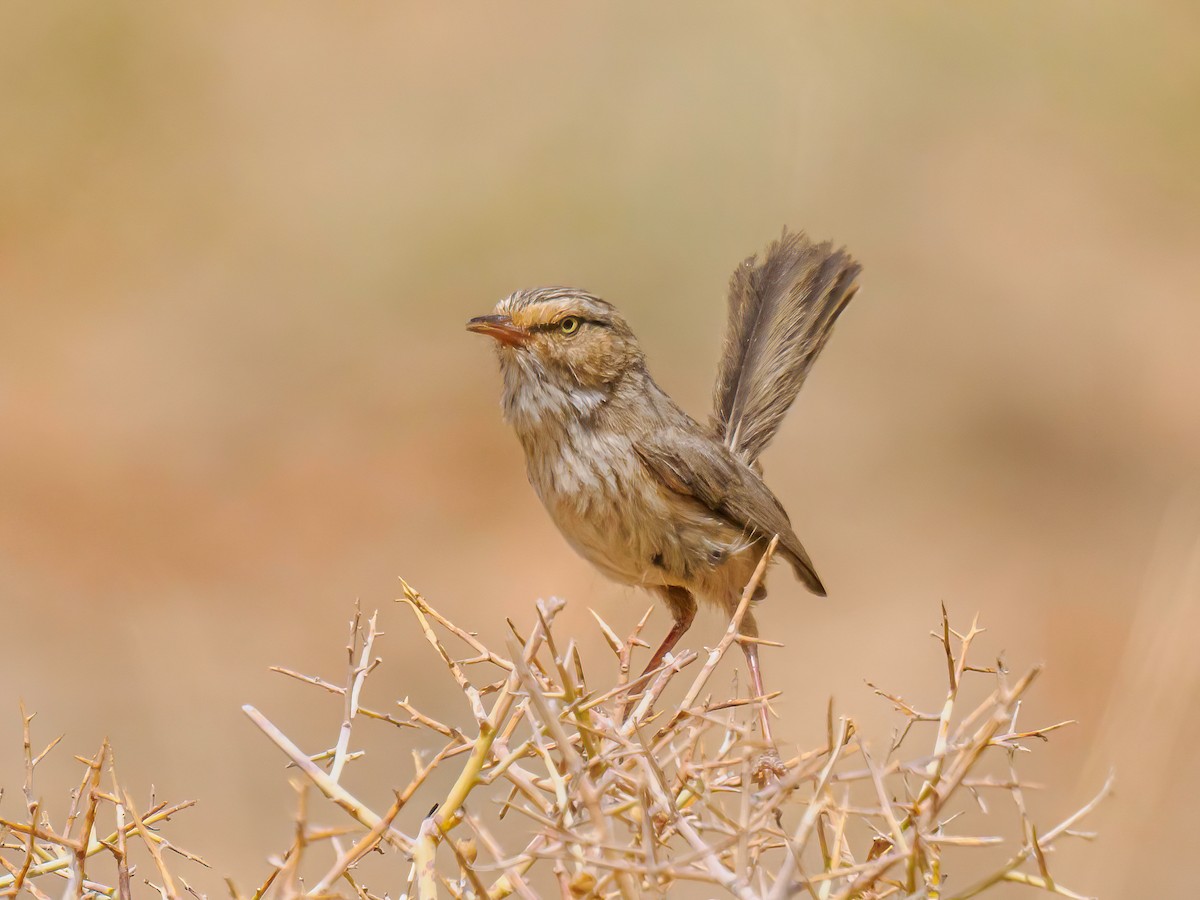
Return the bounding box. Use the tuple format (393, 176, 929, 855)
(559, 316, 581, 335)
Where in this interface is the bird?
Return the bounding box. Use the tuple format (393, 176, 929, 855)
(467, 229, 860, 753)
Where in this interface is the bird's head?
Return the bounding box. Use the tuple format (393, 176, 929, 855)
(467, 288, 645, 396)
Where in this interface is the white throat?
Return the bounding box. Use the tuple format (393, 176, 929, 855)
(498, 353, 607, 435)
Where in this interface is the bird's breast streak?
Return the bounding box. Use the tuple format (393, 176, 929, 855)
(505, 376, 760, 596)
(526, 421, 747, 598)
(525, 422, 667, 586)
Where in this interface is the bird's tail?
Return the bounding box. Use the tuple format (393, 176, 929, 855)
(711, 229, 861, 465)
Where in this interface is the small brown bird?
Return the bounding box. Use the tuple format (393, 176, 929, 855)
(468, 230, 860, 748)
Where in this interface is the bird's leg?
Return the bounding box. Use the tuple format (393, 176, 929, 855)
(738, 609, 786, 782)
(742, 640, 775, 746)
(620, 587, 696, 719)
(641, 587, 697, 676)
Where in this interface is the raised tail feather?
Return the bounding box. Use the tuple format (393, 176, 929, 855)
(711, 229, 861, 465)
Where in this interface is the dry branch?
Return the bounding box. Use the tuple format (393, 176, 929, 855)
(2, 565, 1107, 899)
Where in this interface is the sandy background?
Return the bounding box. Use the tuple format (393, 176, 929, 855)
(2, 3, 1198, 897)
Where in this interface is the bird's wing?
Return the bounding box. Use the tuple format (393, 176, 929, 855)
(633, 427, 826, 596)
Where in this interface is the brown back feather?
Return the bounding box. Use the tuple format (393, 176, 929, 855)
(711, 229, 861, 464)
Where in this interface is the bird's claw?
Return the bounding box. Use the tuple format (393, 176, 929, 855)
(752, 749, 787, 786)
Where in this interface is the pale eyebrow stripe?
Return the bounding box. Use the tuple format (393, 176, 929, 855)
(526, 316, 611, 333)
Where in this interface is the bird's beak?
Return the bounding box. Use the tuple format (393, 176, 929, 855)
(466, 314, 530, 347)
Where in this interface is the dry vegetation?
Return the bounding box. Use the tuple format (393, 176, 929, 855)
(1, 543, 1110, 899)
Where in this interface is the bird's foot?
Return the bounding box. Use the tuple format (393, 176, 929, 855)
(752, 748, 787, 786)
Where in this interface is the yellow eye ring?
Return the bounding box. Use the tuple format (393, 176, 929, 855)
(559, 316, 581, 335)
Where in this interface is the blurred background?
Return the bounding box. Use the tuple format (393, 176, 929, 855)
(2, 2, 1198, 896)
